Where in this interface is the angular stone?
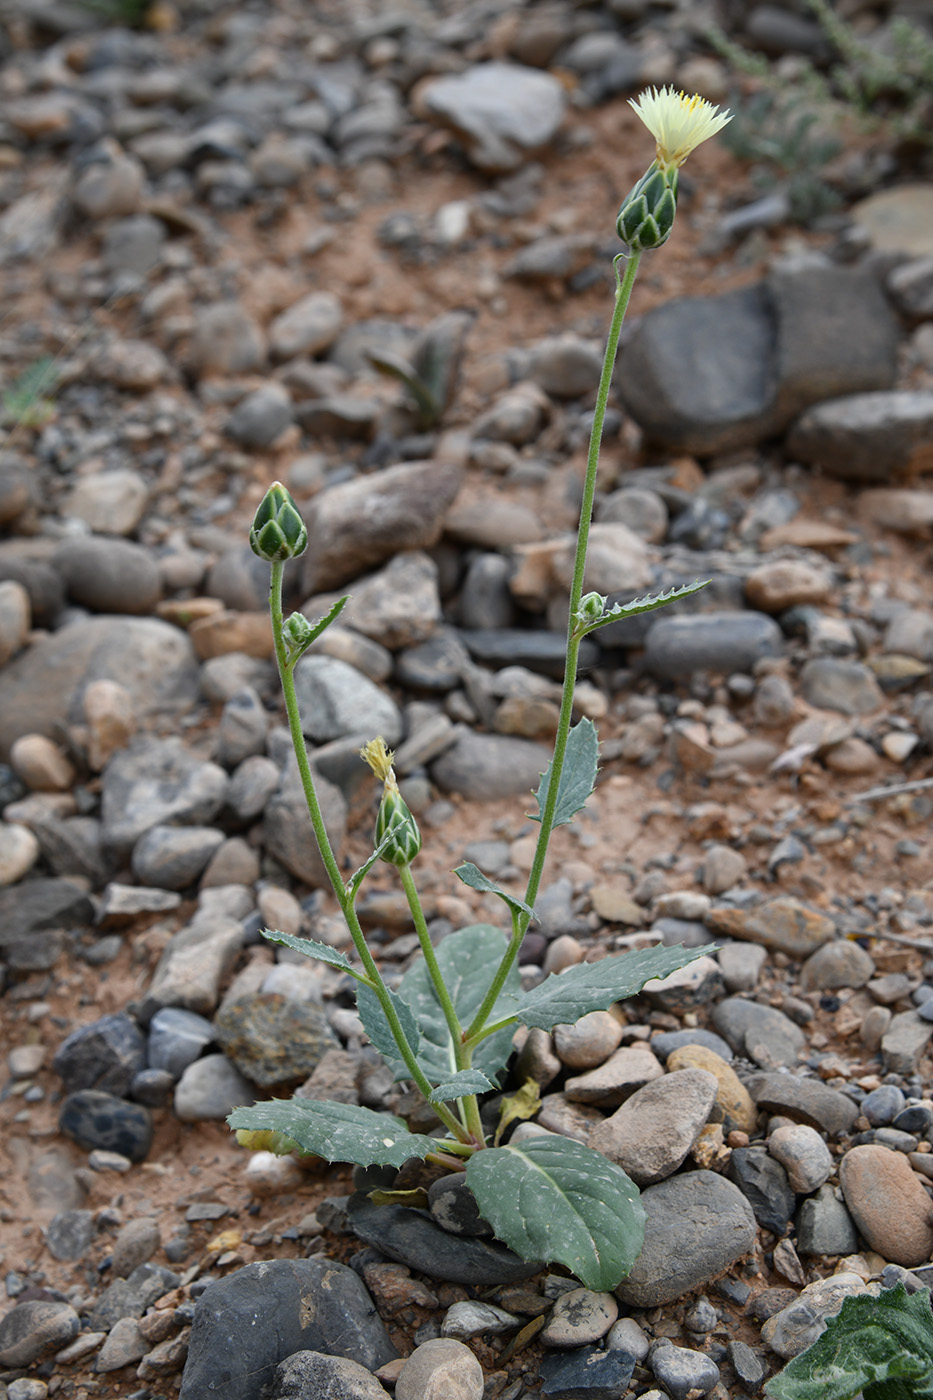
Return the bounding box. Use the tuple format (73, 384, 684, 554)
(788, 390, 933, 483)
(728, 1147, 796, 1235)
(564, 1045, 664, 1107)
(58, 1090, 153, 1162)
(588, 1069, 718, 1185)
(345, 1195, 541, 1285)
(706, 897, 835, 957)
(712, 997, 805, 1069)
(419, 62, 565, 172)
(761, 1273, 871, 1360)
(881, 1011, 933, 1074)
(0, 876, 93, 970)
(101, 739, 229, 857)
(213, 993, 336, 1090)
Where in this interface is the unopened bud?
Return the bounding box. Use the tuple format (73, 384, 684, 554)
(361, 736, 422, 867)
(616, 163, 678, 252)
(250, 482, 308, 562)
(578, 591, 607, 625)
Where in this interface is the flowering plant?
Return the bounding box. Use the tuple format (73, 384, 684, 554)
(229, 89, 731, 1290)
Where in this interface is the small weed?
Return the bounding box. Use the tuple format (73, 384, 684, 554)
(0, 356, 59, 432)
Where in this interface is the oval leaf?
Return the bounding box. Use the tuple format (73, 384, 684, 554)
(466, 1136, 644, 1290)
(511, 941, 712, 1030)
(227, 1098, 436, 1168)
(530, 718, 599, 829)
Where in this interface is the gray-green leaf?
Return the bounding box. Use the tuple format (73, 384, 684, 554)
(453, 863, 535, 923)
(512, 942, 712, 1030)
(530, 718, 599, 829)
(466, 1135, 644, 1290)
(428, 1070, 495, 1104)
(383, 924, 520, 1087)
(579, 579, 708, 635)
(260, 929, 358, 976)
(227, 1099, 436, 1168)
(765, 1283, 933, 1400)
(357, 983, 421, 1063)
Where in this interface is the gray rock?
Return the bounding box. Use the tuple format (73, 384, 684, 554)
(796, 1185, 859, 1256)
(396, 1337, 483, 1400)
(89, 1262, 180, 1331)
(190, 301, 266, 376)
(301, 460, 462, 593)
(101, 213, 165, 276)
(644, 612, 783, 678)
(529, 336, 603, 398)
(294, 394, 379, 440)
(788, 390, 933, 482)
(95, 1315, 148, 1372)
(131, 825, 226, 889)
(216, 686, 269, 768)
(642, 956, 724, 1012)
(540, 1288, 618, 1347)
(589, 1068, 718, 1184)
(431, 731, 550, 799)
(761, 1273, 871, 1360)
(799, 657, 884, 715)
(213, 991, 336, 1089)
(0, 876, 92, 970)
(650, 1341, 720, 1400)
(861, 1084, 906, 1126)
(538, 1345, 636, 1399)
(337, 550, 443, 651)
(457, 553, 516, 630)
(745, 1072, 860, 1136)
(45, 1209, 95, 1261)
(145, 908, 245, 1018)
(262, 755, 347, 887)
(728, 1147, 796, 1234)
(101, 739, 229, 857)
(717, 942, 769, 993)
(174, 1053, 255, 1122)
(0, 615, 199, 760)
(269, 291, 343, 361)
(346, 1195, 541, 1285)
(111, 1217, 161, 1277)
(649, 1028, 734, 1063)
(62, 468, 149, 536)
(0, 1299, 79, 1368)
(228, 754, 280, 821)
(267, 1350, 390, 1400)
(882, 1011, 933, 1074)
(58, 1090, 153, 1162)
(888, 256, 933, 318)
(800, 940, 875, 992)
(614, 1171, 756, 1308)
(727, 1340, 769, 1392)
(420, 62, 565, 172)
(712, 997, 805, 1069)
(598, 487, 669, 544)
(768, 1123, 833, 1193)
(226, 384, 293, 449)
(178, 1259, 396, 1400)
(293, 654, 402, 745)
(147, 1006, 216, 1078)
(53, 536, 161, 614)
(442, 1300, 519, 1338)
(52, 1011, 146, 1096)
(461, 626, 599, 679)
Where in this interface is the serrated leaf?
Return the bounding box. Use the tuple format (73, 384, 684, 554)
(260, 929, 359, 976)
(454, 863, 536, 923)
(466, 1135, 644, 1290)
(495, 1078, 541, 1146)
(529, 718, 599, 829)
(428, 1070, 495, 1104)
(380, 924, 520, 1087)
(511, 941, 712, 1030)
(765, 1283, 933, 1400)
(580, 578, 709, 634)
(357, 983, 421, 1063)
(227, 1098, 436, 1168)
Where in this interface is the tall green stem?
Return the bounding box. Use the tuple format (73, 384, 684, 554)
(269, 563, 467, 1142)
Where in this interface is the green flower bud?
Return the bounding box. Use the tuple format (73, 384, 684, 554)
(578, 591, 607, 625)
(616, 163, 678, 252)
(361, 737, 422, 867)
(284, 612, 314, 649)
(250, 482, 308, 562)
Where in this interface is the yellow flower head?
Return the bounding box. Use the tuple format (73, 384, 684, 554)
(629, 86, 732, 171)
(360, 736, 396, 783)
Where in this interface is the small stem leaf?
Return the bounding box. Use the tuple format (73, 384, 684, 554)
(260, 929, 359, 977)
(579, 579, 709, 635)
(765, 1283, 933, 1400)
(428, 1070, 495, 1105)
(357, 983, 421, 1064)
(297, 594, 349, 651)
(366, 349, 439, 425)
(346, 826, 403, 902)
(529, 718, 599, 829)
(383, 924, 521, 1088)
(227, 1099, 436, 1168)
(495, 1078, 542, 1146)
(454, 863, 536, 923)
(466, 1136, 645, 1290)
(513, 942, 713, 1030)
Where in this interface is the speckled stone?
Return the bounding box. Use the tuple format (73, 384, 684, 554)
(213, 992, 337, 1089)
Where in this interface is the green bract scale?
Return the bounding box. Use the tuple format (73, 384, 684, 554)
(617, 164, 678, 251)
(249, 482, 308, 562)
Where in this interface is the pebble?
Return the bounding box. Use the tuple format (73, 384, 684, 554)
(650, 1340, 720, 1400)
(441, 1300, 518, 1337)
(666, 1044, 757, 1134)
(707, 897, 835, 957)
(58, 1089, 153, 1162)
(395, 1337, 483, 1400)
(538, 1345, 636, 1399)
(644, 611, 783, 678)
(861, 1084, 906, 1126)
(882, 1011, 933, 1073)
(746, 1071, 860, 1136)
(712, 997, 805, 1069)
(553, 1011, 625, 1069)
(761, 1273, 871, 1359)
(268, 1351, 391, 1399)
(174, 1053, 255, 1122)
(294, 654, 402, 746)
(540, 1289, 618, 1347)
(0, 1299, 80, 1368)
(729, 1146, 797, 1234)
(346, 1195, 540, 1286)
(0, 822, 40, 884)
(799, 939, 875, 991)
(419, 62, 565, 172)
(796, 1184, 860, 1256)
(52, 1011, 146, 1096)
(767, 1123, 834, 1193)
(589, 1069, 718, 1185)
(839, 1144, 933, 1266)
(147, 1006, 215, 1078)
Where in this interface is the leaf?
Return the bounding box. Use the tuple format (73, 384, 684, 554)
(454, 863, 536, 923)
(380, 924, 520, 1088)
(368, 1187, 430, 1209)
(579, 579, 709, 634)
(765, 1283, 933, 1400)
(466, 1135, 645, 1291)
(529, 718, 599, 829)
(495, 1078, 542, 1147)
(227, 1098, 436, 1168)
(346, 826, 403, 902)
(511, 942, 712, 1030)
(428, 1070, 495, 1105)
(356, 983, 421, 1063)
(366, 348, 439, 426)
(260, 929, 360, 977)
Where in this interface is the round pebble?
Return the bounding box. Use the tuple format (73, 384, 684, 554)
(839, 1143, 933, 1266)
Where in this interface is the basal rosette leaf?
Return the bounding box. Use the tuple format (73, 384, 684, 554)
(530, 718, 599, 829)
(227, 1098, 436, 1168)
(510, 941, 712, 1030)
(466, 1135, 644, 1291)
(765, 1284, 933, 1400)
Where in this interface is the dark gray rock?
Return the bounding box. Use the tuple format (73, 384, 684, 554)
(728, 1339, 769, 1392)
(427, 1173, 494, 1238)
(796, 1184, 860, 1256)
(45, 1209, 95, 1261)
(147, 1006, 215, 1078)
(431, 730, 551, 800)
(799, 658, 884, 715)
(538, 1344, 636, 1399)
(101, 739, 230, 858)
(643, 612, 783, 678)
(788, 390, 933, 483)
(861, 1084, 906, 1126)
(226, 383, 294, 449)
(178, 1259, 396, 1400)
(52, 1011, 146, 1096)
(728, 1146, 796, 1234)
(346, 1194, 541, 1285)
(614, 1171, 756, 1308)
(58, 1089, 153, 1162)
(650, 1340, 720, 1400)
(461, 627, 599, 679)
(649, 1029, 734, 1063)
(0, 1299, 79, 1368)
(711, 997, 806, 1069)
(0, 545, 65, 627)
(0, 615, 200, 760)
(131, 824, 226, 889)
(53, 536, 162, 614)
(744, 1072, 860, 1136)
(458, 554, 516, 631)
(89, 1263, 180, 1330)
(267, 1350, 390, 1399)
(0, 877, 93, 970)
